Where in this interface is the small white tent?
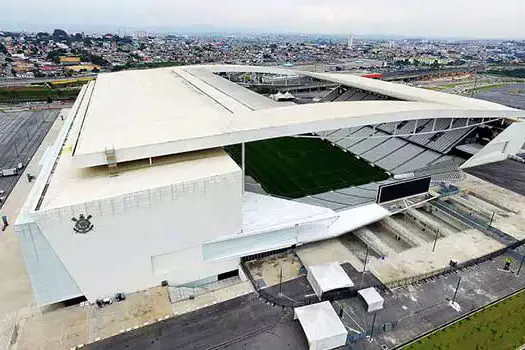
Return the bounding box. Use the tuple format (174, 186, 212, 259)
(307, 262, 354, 299)
(358, 287, 384, 312)
(294, 301, 348, 350)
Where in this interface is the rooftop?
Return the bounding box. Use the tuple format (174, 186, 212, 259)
(38, 81, 240, 210)
(294, 301, 348, 343)
(307, 262, 354, 294)
(41, 148, 239, 210)
(69, 65, 525, 168)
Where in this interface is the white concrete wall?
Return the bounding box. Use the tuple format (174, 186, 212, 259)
(31, 171, 242, 302)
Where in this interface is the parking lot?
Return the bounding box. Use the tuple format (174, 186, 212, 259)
(0, 109, 61, 209)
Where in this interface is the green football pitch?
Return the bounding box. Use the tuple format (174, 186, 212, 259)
(226, 137, 389, 199)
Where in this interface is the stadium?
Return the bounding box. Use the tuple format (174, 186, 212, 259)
(15, 64, 525, 306)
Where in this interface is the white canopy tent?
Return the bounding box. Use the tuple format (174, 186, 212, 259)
(307, 262, 354, 299)
(294, 301, 348, 350)
(358, 287, 385, 313)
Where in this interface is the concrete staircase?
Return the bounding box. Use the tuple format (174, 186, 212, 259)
(381, 217, 427, 247)
(406, 208, 455, 237)
(354, 228, 396, 257)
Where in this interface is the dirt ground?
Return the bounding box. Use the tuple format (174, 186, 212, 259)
(458, 173, 525, 241)
(370, 229, 504, 283)
(245, 252, 304, 287)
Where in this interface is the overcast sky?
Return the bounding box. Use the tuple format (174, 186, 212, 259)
(1, 0, 524, 38)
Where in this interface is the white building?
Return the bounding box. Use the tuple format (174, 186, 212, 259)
(15, 65, 525, 305)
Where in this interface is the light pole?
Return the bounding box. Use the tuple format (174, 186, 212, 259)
(432, 229, 440, 252)
(361, 245, 369, 288)
(241, 143, 245, 193)
(488, 212, 495, 227)
(279, 267, 283, 295)
(369, 311, 377, 339)
(452, 276, 462, 304)
(517, 255, 525, 277)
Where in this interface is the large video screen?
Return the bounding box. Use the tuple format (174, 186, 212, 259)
(376, 176, 431, 204)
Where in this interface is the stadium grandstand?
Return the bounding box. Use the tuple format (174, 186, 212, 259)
(15, 64, 525, 306)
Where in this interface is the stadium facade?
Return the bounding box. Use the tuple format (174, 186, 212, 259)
(15, 65, 525, 305)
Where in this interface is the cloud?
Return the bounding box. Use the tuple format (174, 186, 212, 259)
(1, 0, 524, 38)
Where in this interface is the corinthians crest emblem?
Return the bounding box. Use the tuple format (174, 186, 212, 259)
(71, 214, 94, 234)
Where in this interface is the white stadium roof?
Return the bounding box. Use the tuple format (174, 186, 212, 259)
(69, 65, 525, 168)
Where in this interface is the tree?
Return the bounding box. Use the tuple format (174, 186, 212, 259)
(0, 43, 8, 54)
(47, 49, 67, 64)
(82, 53, 108, 66)
(52, 29, 69, 40)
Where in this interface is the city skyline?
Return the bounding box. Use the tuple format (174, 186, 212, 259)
(1, 0, 525, 39)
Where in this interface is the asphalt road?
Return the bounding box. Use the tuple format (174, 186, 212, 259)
(474, 83, 525, 110)
(86, 293, 309, 350)
(465, 160, 525, 197)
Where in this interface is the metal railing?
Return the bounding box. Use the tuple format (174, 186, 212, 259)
(386, 237, 525, 289)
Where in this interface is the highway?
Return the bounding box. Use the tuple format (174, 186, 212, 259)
(0, 74, 97, 87)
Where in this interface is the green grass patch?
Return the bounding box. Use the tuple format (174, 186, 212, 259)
(423, 86, 446, 91)
(440, 81, 470, 89)
(406, 290, 525, 350)
(486, 68, 525, 79)
(0, 87, 81, 102)
(469, 83, 509, 92)
(226, 137, 389, 198)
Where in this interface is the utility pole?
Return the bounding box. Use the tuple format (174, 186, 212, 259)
(241, 143, 245, 193)
(369, 312, 377, 339)
(432, 229, 439, 252)
(452, 276, 462, 303)
(470, 43, 487, 98)
(279, 267, 283, 295)
(517, 255, 525, 277)
(488, 212, 495, 227)
(13, 142, 19, 158)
